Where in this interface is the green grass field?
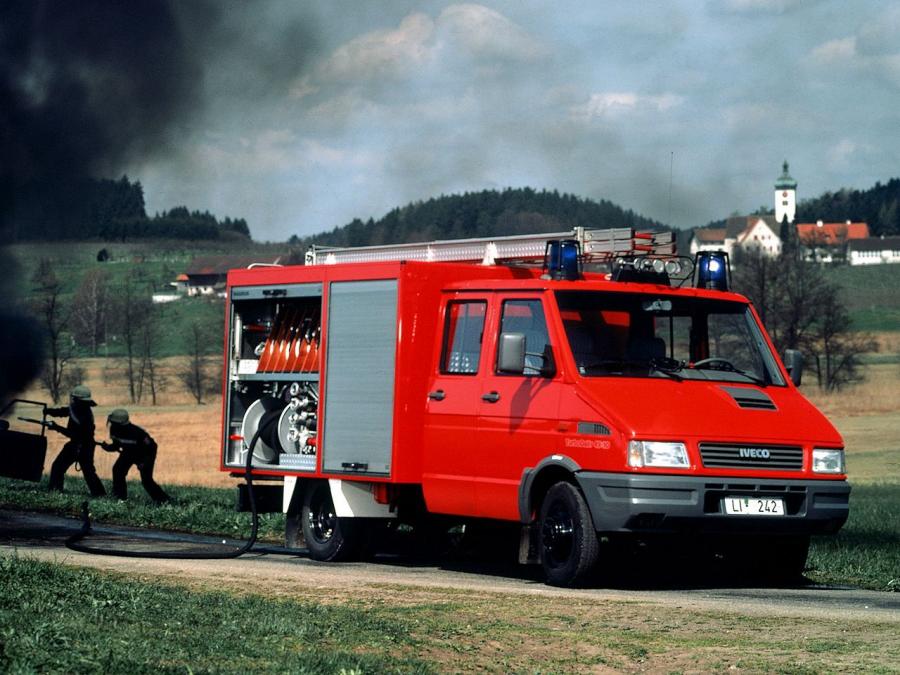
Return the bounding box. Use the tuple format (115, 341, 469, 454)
(0, 555, 427, 673)
(823, 263, 900, 331)
(2, 552, 898, 673)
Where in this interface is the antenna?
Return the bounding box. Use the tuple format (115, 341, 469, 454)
(667, 150, 674, 226)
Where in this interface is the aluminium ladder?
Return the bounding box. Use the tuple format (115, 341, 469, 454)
(305, 227, 674, 266)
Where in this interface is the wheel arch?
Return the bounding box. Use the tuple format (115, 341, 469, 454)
(518, 455, 582, 523)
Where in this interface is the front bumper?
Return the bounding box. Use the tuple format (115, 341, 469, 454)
(575, 472, 850, 535)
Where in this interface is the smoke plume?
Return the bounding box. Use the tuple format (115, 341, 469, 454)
(0, 0, 321, 399)
(0, 0, 213, 236)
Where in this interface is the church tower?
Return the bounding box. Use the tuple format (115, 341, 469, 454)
(774, 160, 797, 224)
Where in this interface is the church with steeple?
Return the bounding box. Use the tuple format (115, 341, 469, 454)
(774, 160, 797, 224)
(689, 161, 795, 259)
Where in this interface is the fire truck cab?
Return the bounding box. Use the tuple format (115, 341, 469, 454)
(221, 229, 850, 587)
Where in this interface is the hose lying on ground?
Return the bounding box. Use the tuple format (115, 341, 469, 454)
(65, 425, 265, 559)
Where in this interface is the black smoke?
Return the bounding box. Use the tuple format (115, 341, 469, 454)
(0, 1, 318, 399)
(0, 0, 207, 400)
(0, 0, 209, 237)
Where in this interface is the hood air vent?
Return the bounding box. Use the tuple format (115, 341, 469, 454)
(721, 386, 776, 411)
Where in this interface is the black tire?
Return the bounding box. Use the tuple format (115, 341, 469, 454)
(539, 481, 600, 587)
(301, 481, 361, 562)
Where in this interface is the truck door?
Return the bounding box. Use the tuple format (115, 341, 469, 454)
(422, 295, 490, 515)
(477, 296, 561, 520)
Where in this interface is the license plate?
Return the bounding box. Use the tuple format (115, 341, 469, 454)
(723, 496, 785, 516)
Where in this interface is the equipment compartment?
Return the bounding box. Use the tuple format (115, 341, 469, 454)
(225, 283, 322, 471)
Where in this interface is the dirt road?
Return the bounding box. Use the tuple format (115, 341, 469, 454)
(2, 509, 898, 623)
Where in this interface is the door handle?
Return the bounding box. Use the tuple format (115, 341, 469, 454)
(428, 389, 446, 401)
(482, 391, 500, 403)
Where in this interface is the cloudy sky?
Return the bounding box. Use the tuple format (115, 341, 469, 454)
(127, 0, 900, 241)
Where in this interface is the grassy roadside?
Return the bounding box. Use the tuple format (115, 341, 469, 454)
(808, 483, 900, 591)
(0, 555, 426, 673)
(1, 475, 898, 592)
(2, 554, 898, 673)
(0, 475, 284, 542)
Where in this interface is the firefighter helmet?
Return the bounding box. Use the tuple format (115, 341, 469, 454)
(71, 385, 92, 401)
(108, 408, 130, 425)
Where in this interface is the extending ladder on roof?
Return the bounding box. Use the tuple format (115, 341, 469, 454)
(305, 227, 674, 266)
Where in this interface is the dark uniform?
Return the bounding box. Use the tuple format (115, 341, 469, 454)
(107, 422, 169, 504)
(47, 400, 106, 497)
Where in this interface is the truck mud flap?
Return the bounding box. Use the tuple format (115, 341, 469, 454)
(236, 483, 284, 513)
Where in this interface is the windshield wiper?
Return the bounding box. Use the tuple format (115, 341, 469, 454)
(649, 357, 685, 381)
(582, 358, 684, 381)
(691, 358, 768, 387)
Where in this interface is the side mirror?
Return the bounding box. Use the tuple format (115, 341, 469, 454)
(497, 333, 526, 374)
(784, 349, 803, 386)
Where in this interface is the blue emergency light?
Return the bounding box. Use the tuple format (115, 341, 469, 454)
(695, 251, 730, 291)
(544, 239, 581, 280)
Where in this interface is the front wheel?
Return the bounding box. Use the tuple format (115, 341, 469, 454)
(301, 481, 361, 561)
(539, 481, 600, 587)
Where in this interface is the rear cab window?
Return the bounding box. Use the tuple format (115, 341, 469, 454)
(440, 300, 486, 374)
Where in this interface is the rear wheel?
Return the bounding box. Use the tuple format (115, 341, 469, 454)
(301, 481, 361, 561)
(539, 481, 599, 587)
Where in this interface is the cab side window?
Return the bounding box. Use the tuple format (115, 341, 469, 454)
(499, 299, 551, 376)
(441, 301, 486, 374)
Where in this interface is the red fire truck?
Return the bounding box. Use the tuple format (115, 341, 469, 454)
(221, 228, 849, 586)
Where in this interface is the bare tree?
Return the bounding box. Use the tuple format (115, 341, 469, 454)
(733, 248, 876, 390)
(807, 292, 877, 390)
(137, 304, 166, 405)
(110, 271, 153, 403)
(31, 259, 72, 403)
(179, 321, 215, 404)
(70, 269, 110, 355)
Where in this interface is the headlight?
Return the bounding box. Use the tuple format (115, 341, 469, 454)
(812, 448, 845, 474)
(628, 441, 690, 468)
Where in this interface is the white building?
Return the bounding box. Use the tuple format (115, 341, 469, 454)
(847, 236, 900, 266)
(689, 162, 791, 259)
(690, 215, 782, 258)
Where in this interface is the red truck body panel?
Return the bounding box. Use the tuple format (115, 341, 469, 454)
(222, 259, 845, 523)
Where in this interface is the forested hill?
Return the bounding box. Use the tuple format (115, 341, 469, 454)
(9, 176, 251, 242)
(796, 178, 900, 236)
(299, 188, 665, 248)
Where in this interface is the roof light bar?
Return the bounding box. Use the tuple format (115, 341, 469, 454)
(611, 255, 693, 285)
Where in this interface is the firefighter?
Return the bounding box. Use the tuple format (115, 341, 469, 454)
(47, 385, 106, 497)
(102, 408, 170, 504)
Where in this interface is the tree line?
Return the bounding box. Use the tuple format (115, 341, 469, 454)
(292, 187, 665, 249)
(701, 176, 900, 235)
(795, 178, 900, 236)
(30, 261, 220, 405)
(10, 176, 251, 242)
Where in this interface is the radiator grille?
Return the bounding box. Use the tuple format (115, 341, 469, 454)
(699, 443, 803, 470)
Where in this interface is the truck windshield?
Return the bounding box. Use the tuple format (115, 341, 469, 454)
(555, 291, 785, 386)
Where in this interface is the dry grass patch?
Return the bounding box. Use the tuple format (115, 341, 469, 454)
(11, 357, 230, 488)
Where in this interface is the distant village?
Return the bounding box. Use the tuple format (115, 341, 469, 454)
(156, 161, 900, 304)
(690, 161, 900, 267)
